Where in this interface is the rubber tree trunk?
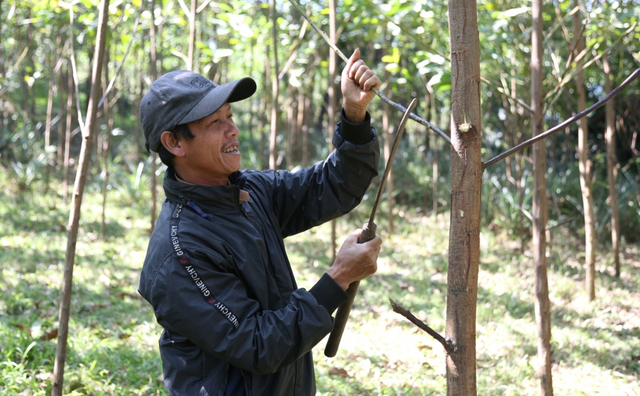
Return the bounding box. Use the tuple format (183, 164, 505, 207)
(603, 56, 621, 277)
(44, 51, 56, 189)
(268, 0, 279, 170)
(149, 0, 160, 232)
(328, 0, 338, 262)
(445, 0, 483, 394)
(531, 0, 553, 393)
(259, 51, 268, 169)
(62, 69, 73, 205)
(187, 0, 196, 70)
(51, 0, 109, 394)
(285, 84, 294, 169)
(572, 0, 596, 301)
(100, 50, 112, 239)
(57, 55, 65, 166)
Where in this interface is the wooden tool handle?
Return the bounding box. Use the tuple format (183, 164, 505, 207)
(324, 223, 377, 357)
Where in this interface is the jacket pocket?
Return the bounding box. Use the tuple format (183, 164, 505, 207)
(159, 330, 206, 382)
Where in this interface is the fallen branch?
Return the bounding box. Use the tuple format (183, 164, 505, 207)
(483, 68, 640, 169)
(389, 299, 453, 353)
(288, 0, 451, 146)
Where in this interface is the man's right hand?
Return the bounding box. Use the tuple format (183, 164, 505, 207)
(326, 229, 382, 290)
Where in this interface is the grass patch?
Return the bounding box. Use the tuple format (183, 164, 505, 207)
(1, 174, 638, 395)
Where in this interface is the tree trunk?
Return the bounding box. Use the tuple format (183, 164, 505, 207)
(328, 0, 338, 262)
(52, 0, 110, 393)
(188, 0, 196, 71)
(531, 0, 553, 393)
(100, 50, 112, 239)
(603, 55, 621, 277)
(149, 0, 160, 232)
(259, 50, 269, 169)
(63, 69, 73, 205)
(44, 49, 56, 188)
(572, 0, 596, 301)
(268, 0, 279, 170)
(285, 84, 294, 169)
(296, 82, 306, 164)
(140, 66, 147, 162)
(445, 0, 482, 394)
(302, 77, 312, 167)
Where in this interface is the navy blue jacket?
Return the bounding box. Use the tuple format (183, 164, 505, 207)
(138, 112, 379, 395)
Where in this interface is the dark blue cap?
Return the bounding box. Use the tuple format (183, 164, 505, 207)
(140, 70, 256, 152)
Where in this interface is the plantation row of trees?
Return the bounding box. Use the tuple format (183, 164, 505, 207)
(1, 0, 639, 394)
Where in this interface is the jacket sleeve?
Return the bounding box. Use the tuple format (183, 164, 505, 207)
(150, 247, 347, 375)
(261, 110, 380, 238)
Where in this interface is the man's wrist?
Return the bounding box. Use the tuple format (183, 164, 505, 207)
(343, 104, 367, 124)
(326, 267, 350, 290)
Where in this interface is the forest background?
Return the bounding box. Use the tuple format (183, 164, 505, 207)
(0, 0, 639, 394)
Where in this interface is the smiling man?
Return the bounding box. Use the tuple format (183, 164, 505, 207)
(138, 49, 382, 396)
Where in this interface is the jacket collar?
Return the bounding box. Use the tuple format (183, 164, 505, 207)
(163, 168, 247, 213)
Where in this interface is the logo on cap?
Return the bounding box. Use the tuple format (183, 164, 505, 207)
(191, 76, 209, 89)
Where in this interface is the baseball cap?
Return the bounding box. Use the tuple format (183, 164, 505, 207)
(140, 70, 257, 152)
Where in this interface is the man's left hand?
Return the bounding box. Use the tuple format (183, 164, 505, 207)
(341, 48, 381, 123)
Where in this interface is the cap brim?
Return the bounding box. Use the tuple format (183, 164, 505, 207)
(179, 77, 257, 125)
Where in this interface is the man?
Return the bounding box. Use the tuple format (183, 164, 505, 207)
(138, 48, 382, 396)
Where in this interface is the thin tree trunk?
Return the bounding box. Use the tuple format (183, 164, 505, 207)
(532, 0, 553, 393)
(188, 0, 196, 71)
(44, 65, 55, 150)
(134, 67, 144, 163)
(296, 82, 306, 164)
(57, 63, 66, 167)
(328, 0, 338, 262)
(268, 0, 279, 170)
(603, 55, 621, 277)
(285, 84, 294, 169)
(52, 0, 110, 393)
(101, 50, 112, 239)
(63, 70, 73, 204)
(44, 50, 56, 189)
(149, 0, 160, 232)
(260, 50, 269, 169)
(302, 81, 312, 167)
(573, 0, 596, 301)
(509, 55, 526, 252)
(445, 0, 482, 394)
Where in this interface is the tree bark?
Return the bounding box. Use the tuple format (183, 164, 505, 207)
(268, 0, 279, 170)
(603, 55, 621, 277)
(63, 69, 73, 205)
(188, 0, 196, 71)
(52, 0, 110, 394)
(149, 0, 160, 232)
(531, 0, 553, 393)
(572, 0, 596, 301)
(100, 50, 112, 239)
(260, 48, 269, 169)
(445, 0, 482, 394)
(328, 0, 338, 262)
(285, 84, 294, 169)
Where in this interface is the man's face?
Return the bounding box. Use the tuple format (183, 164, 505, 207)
(179, 103, 241, 185)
